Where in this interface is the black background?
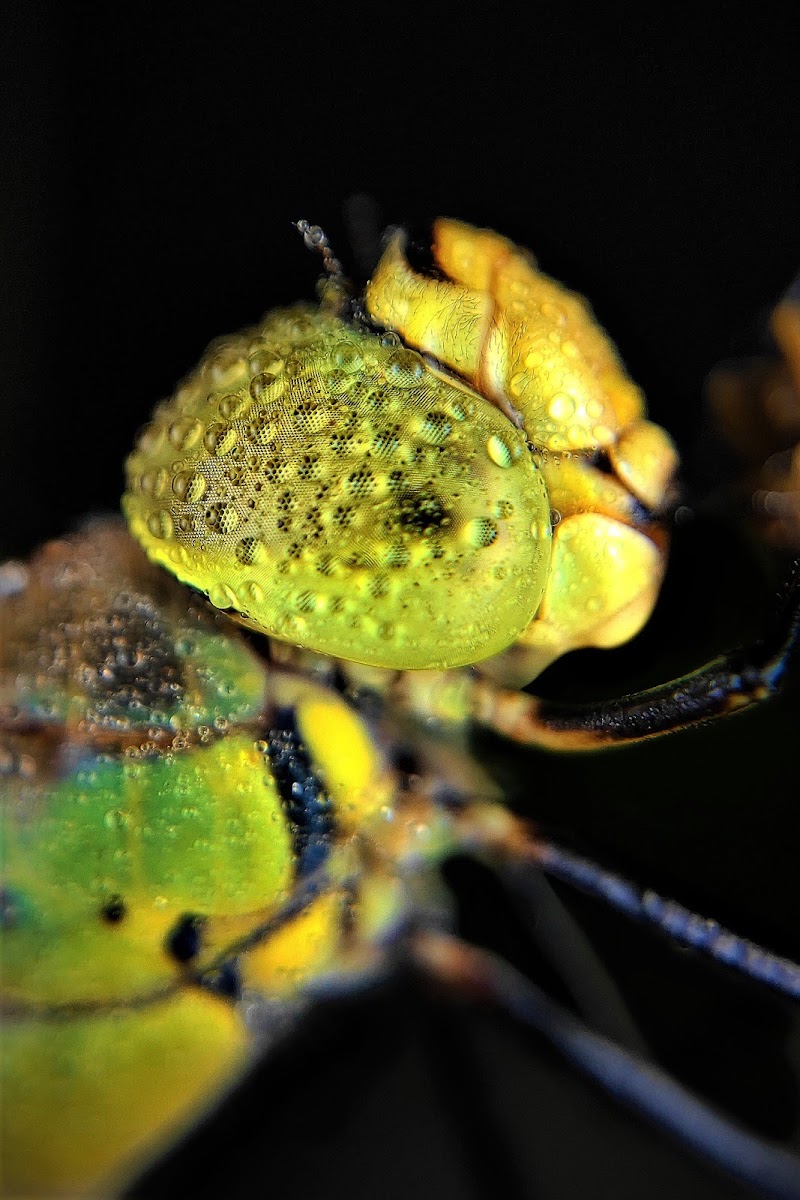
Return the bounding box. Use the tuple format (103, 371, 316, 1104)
(3, 5, 800, 1199)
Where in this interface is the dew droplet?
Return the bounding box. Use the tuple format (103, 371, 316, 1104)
(466, 517, 499, 548)
(139, 467, 169, 498)
(235, 537, 264, 565)
(204, 503, 239, 534)
(486, 435, 513, 468)
(219, 392, 246, 419)
(248, 349, 283, 376)
(172, 469, 206, 502)
(208, 353, 246, 387)
(147, 510, 173, 540)
(104, 808, 129, 831)
(168, 417, 203, 451)
(241, 579, 264, 606)
(250, 371, 281, 401)
(421, 411, 453, 443)
(385, 348, 425, 385)
(208, 581, 238, 610)
(204, 422, 238, 455)
(334, 343, 364, 373)
(549, 393, 575, 421)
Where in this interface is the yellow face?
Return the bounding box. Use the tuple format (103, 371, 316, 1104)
(124, 221, 678, 681)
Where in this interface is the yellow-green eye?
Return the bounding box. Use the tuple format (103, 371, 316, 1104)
(124, 306, 552, 670)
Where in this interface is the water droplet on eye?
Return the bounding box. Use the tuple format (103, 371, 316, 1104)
(248, 348, 283, 375)
(592, 424, 613, 443)
(208, 581, 238, 610)
(235, 536, 265, 565)
(204, 503, 239, 534)
(486, 435, 513, 468)
(284, 355, 305, 379)
(466, 517, 499, 548)
(294, 591, 317, 613)
(172, 470, 206, 502)
(333, 343, 364, 373)
(208, 353, 247, 386)
(169, 418, 203, 451)
(561, 339, 579, 359)
(147, 510, 174, 540)
(204, 422, 238, 455)
(250, 371, 281, 401)
(385, 348, 425, 385)
(138, 425, 165, 456)
(139, 468, 169, 498)
(421, 411, 453, 443)
(219, 392, 246, 419)
(247, 415, 276, 444)
(241, 580, 264, 606)
(586, 399, 604, 420)
(104, 808, 130, 831)
(549, 393, 575, 421)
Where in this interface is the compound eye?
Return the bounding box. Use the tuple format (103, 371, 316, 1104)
(124, 309, 552, 670)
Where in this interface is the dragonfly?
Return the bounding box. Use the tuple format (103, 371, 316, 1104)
(1, 218, 799, 1199)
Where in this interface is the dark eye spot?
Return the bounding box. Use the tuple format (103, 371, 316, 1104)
(165, 914, 205, 963)
(391, 745, 424, 791)
(0, 887, 22, 930)
(589, 450, 616, 476)
(100, 895, 127, 924)
(404, 221, 448, 280)
(201, 960, 242, 1001)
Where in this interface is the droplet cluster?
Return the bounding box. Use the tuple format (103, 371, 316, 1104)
(0, 520, 267, 737)
(125, 306, 552, 669)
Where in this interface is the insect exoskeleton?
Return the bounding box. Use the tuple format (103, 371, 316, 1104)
(123, 220, 678, 685)
(0, 520, 442, 1198)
